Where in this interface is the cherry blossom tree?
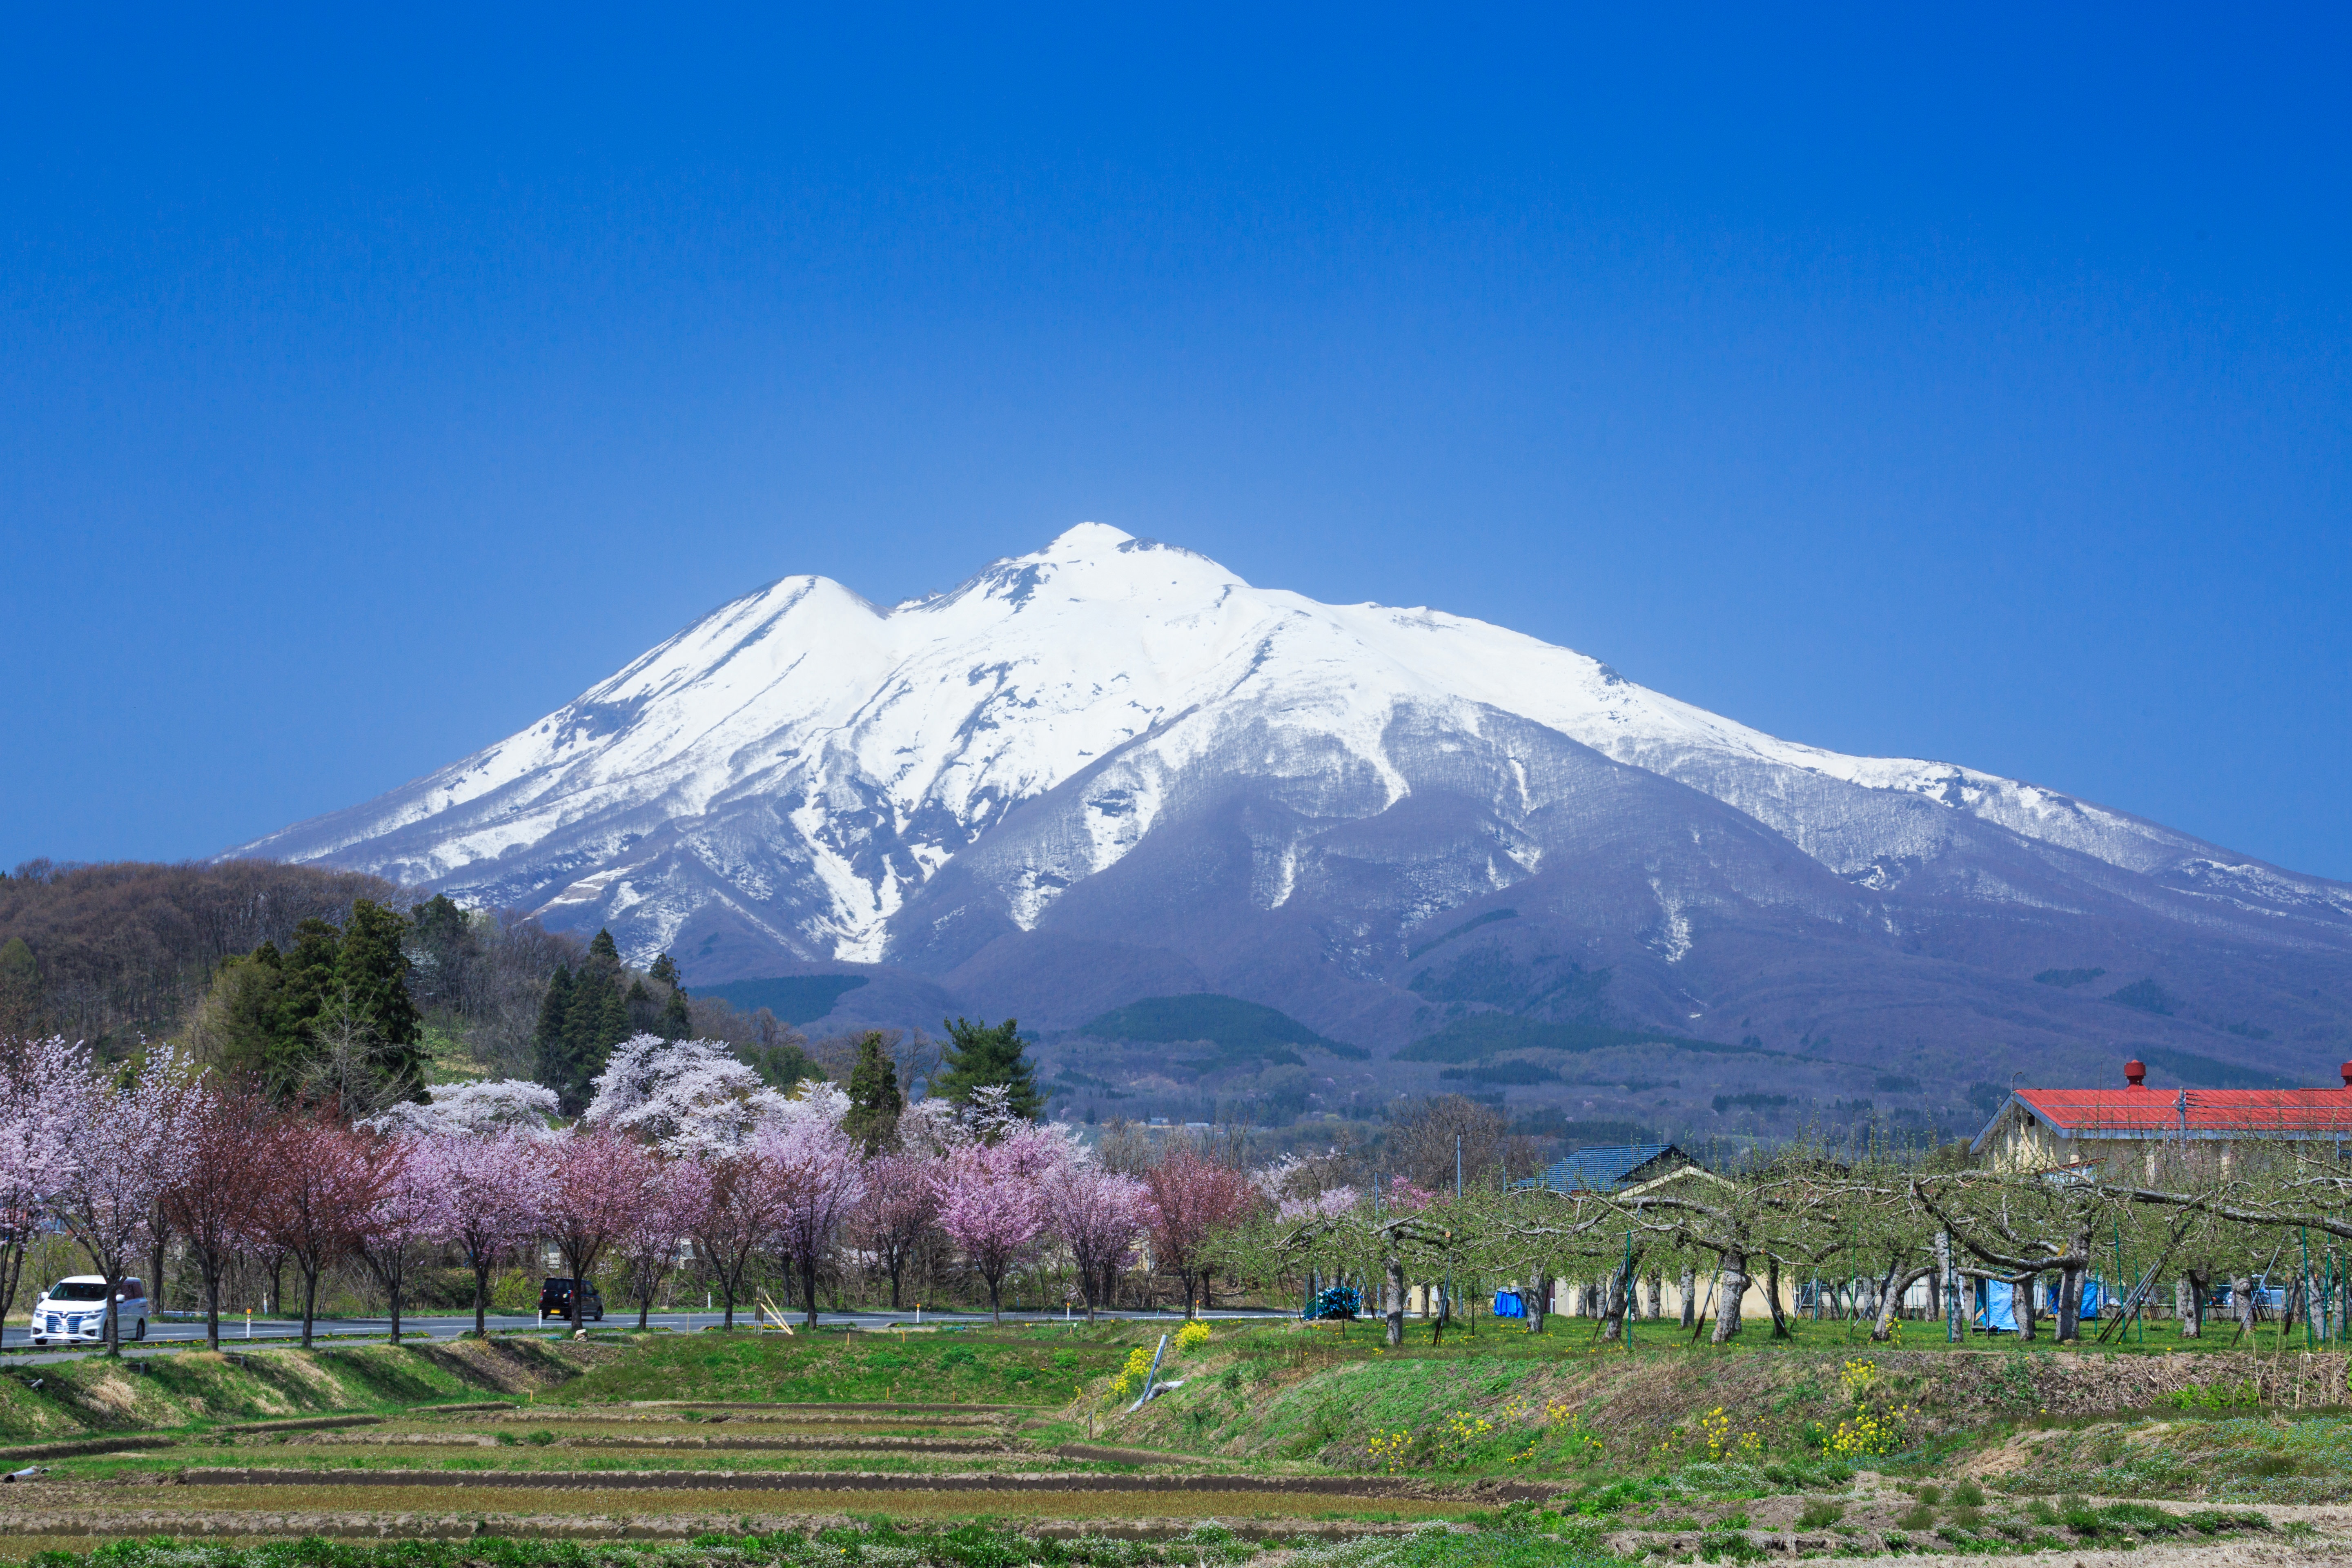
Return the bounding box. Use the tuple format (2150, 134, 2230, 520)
(615, 1156, 693, 1328)
(364, 1079, 560, 1138)
(1046, 1161, 1149, 1320)
(540, 1124, 655, 1331)
(1144, 1143, 1259, 1318)
(49, 1045, 196, 1355)
(418, 1128, 540, 1337)
(584, 1034, 790, 1154)
(245, 1108, 382, 1348)
(675, 1148, 789, 1329)
(856, 1149, 941, 1311)
(353, 1132, 448, 1343)
(761, 1115, 866, 1327)
(933, 1120, 1065, 1321)
(162, 1081, 268, 1350)
(0, 1042, 83, 1334)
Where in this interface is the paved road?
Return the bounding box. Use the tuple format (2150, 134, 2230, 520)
(0, 1307, 1287, 1365)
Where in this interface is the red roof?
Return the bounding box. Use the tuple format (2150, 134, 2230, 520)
(2010, 1085, 2352, 1138)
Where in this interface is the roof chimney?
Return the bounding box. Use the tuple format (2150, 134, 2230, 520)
(2341, 1062, 2352, 1089)
(2125, 1059, 2147, 1088)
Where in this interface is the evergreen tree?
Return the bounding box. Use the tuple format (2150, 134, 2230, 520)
(550, 930, 630, 1115)
(625, 977, 657, 1035)
(332, 899, 426, 1100)
(935, 1016, 1041, 1120)
(843, 1031, 903, 1152)
(533, 963, 576, 1101)
(406, 893, 479, 1012)
(648, 951, 690, 1038)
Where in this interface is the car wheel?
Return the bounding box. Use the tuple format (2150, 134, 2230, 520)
(134, 1319, 147, 1341)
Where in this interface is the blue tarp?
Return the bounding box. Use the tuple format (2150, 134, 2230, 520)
(1305, 1286, 1361, 1321)
(1978, 1280, 2019, 1331)
(1492, 1290, 1526, 1318)
(2080, 1278, 2103, 1319)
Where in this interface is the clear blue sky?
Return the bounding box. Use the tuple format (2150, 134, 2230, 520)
(4, 6, 2347, 879)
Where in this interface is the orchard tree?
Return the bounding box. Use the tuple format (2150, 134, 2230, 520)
(615, 1156, 693, 1329)
(0, 1043, 80, 1333)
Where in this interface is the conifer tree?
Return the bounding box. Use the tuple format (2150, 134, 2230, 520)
(533, 964, 576, 1103)
(935, 1017, 1040, 1120)
(548, 930, 630, 1116)
(332, 899, 426, 1101)
(843, 1031, 904, 1152)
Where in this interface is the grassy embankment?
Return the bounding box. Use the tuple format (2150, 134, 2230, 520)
(0, 1337, 593, 1446)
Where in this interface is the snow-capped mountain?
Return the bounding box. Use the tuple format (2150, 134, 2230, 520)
(238, 524, 2352, 1109)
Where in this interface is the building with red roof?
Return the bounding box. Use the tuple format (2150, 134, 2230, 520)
(1972, 1059, 2352, 1174)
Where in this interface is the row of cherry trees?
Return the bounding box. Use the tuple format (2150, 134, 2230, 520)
(0, 1033, 1263, 1356)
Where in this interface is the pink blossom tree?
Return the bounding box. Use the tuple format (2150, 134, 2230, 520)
(162, 1082, 269, 1350)
(245, 1107, 383, 1349)
(674, 1149, 788, 1329)
(352, 1131, 448, 1344)
(539, 1124, 656, 1332)
(419, 1128, 540, 1338)
(760, 1116, 866, 1327)
(933, 1121, 1064, 1321)
(614, 1156, 693, 1328)
(856, 1150, 940, 1311)
(1045, 1161, 1149, 1321)
(1143, 1143, 1259, 1318)
(49, 1045, 195, 1355)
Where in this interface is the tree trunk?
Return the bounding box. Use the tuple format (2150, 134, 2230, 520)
(1601, 1269, 1626, 1342)
(1873, 1266, 1934, 1342)
(802, 1253, 821, 1330)
(101, 1268, 120, 1358)
(388, 1271, 403, 1345)
(2181, 1273, 2205, 1337)
(1679, 1265, 1696, 1329)
(1529, 1272, 1548, 1334)
(300, 1265, 318, 1350)
(1644, 1271, 1662, 1321)
(2014, 1274, 2037, 1343)
(987, 1269, 1003, 1323)
(1385, 1252, 1405, 1348)
(1710, 1255, 1746, 1344)
(1766, 1258, 1791, 1339)
(2233, 1274, 2258, 1339)
(2056, 1264, 2083, 1343)
(473, 1256, 494, 1338)
(203, 1257, 222, 1352)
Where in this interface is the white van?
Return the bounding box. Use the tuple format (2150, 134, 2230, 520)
(31, 1276, 147, 1345)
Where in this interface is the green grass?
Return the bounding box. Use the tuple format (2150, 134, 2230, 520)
(1992, 1412, 2352, 1504)
(0, 1341, 577, 1443)
(544, 1325, 1132, 1408)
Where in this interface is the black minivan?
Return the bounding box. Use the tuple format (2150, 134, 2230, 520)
(537, 1277, 605, 1321)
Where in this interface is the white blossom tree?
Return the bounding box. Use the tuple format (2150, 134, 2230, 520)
(50, 1046, 196, 1355)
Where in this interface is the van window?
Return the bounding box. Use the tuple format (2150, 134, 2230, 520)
(48, 1282, 108, 1301)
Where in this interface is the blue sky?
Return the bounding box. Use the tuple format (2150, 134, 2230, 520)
(4, 5, 2347, 878)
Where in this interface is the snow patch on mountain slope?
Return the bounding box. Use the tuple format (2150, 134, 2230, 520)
(236, 521, 2334, 964)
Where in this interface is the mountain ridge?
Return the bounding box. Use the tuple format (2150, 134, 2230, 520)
(233, 523, 2352, 1133)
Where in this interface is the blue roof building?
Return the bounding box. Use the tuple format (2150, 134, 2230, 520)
(1520, 1143, 1695, 1194)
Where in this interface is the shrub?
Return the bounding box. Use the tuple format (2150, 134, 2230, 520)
(1795, 1501, 1844, 1529)
(1174, 1320, 1212, 1353)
